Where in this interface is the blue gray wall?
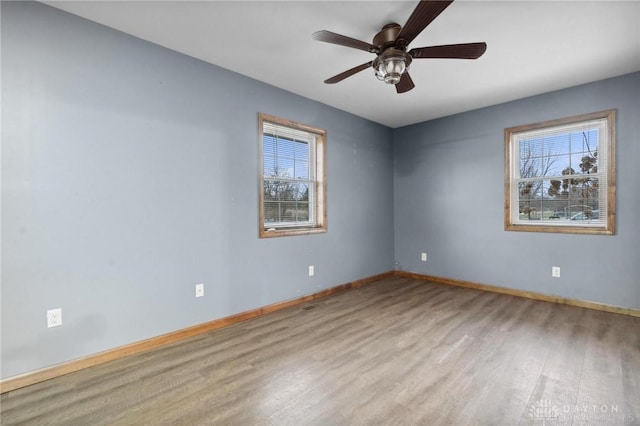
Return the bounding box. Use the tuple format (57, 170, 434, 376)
(394, 72, 640, 310)
(1, 2, 394, 379)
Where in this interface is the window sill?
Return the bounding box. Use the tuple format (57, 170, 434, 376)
(259, 227, 327, 238)
(505, 222, 614, 235)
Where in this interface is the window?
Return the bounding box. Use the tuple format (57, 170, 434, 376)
(259, 113, 326, 238)
(505, 110, 615, 235)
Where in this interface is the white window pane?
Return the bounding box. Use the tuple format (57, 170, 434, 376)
(570, 129, 598, 154)
(519, 138, 543, 160)
(264, 201, 279, 223)
(294, 160, 309, 179)
(545, 155, 571, 177)
(544, 133, 570, 156)
(293, 141, 309, 160)
(576, 153, 598, 174)
(263, 156, 277, 177)
(277, 137, 295, 159)
(276, 157, 294, 178)
(263, 135, 276, 156)
(296, 202, 310, 222)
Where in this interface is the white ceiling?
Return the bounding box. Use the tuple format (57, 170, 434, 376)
(42, 1, 640, 128)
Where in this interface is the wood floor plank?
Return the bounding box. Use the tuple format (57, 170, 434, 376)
(2, 277, 639, 425)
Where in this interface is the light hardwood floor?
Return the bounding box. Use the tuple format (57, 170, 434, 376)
(2, 276, 639, 425)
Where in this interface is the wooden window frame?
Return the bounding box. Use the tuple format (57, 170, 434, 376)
(258, 113, 327, 238)
(504, 109, 616, 235)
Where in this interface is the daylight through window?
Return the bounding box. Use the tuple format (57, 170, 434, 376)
(505, 110, 615, 235)
(259, 114, 326, 238)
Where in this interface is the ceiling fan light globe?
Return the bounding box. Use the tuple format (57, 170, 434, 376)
(382, 56, 406, 75)
(375, 56, 407, 84)
(384, 73, 402, 84)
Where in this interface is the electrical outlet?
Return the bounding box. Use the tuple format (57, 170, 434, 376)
(421, 252, 427, 262)
(195, 283, 204, 298)
(552, 267, 561, 278)
(47, 308, 62, 328)
(308, 265, 315, 277)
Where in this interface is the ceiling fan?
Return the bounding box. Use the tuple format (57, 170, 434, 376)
(312, 0, 487, 94)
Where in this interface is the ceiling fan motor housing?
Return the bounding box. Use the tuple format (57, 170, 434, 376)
(372, 23, 402, 49)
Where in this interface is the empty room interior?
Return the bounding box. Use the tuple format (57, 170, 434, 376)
(1, 1, 639, 424)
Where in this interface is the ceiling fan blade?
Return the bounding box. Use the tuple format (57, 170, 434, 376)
(395, 72, 415, 94)
(395, 0, 454, 48)
(313, 30, 378, 53)
(324, 61, 373, 84)
(409, 42, 487, 59)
